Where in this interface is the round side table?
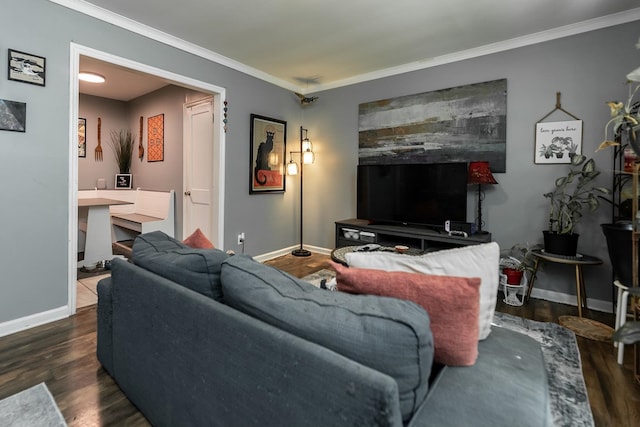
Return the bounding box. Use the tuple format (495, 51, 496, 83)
(526, 249, 602, 318)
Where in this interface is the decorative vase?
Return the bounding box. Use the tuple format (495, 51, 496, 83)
(502, 267, 523, 285)
(543, 231, 579, 256)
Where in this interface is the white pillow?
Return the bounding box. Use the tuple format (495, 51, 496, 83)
(345, 242, 500, 340)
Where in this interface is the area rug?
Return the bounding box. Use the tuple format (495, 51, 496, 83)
(301, 268, 336, 288)
(492, 312, 594, 427)
(301, 270, 594, 427)
(0, 383, 66, 426)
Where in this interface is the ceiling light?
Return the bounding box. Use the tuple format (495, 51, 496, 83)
(79, 72, 105, 83)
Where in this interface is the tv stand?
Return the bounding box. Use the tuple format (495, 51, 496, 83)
(335, 219, 491, 252)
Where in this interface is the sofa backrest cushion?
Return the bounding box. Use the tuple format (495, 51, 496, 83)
(332, 261, 480, 366)
(220, 255, 434, 423)
(132, 231, 228, 300)
(345, 242, 499, 340)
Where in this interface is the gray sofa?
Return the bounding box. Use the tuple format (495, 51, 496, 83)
(97, 231, 551, 427)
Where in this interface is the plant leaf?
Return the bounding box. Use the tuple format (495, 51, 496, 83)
(627, 66, 640, 83)
(596, 140, 620, 151)
(613, 321, 640, 345)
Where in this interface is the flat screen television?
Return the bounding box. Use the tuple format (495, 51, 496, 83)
(357, 162, 468, 229)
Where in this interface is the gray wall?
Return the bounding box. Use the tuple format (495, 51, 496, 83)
(0, 0, 637, 329)
(308, 21, 639, 304)
(0, 0, 302, 326)
(78, 95, 128, 189)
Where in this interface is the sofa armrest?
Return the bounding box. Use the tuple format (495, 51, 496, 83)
(96, 277, 114, 375)
(409, 326, 551, 427)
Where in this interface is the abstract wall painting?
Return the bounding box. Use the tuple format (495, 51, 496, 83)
(0, 99, 26, 132)
(358, 79, 507, 172)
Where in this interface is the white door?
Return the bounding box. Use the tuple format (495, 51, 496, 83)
(183, 98, 217, 243)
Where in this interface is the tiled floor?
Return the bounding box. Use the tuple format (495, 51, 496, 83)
(76, 274, 109, 309)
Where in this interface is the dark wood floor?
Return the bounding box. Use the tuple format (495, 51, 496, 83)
(1, 253, 639, 426)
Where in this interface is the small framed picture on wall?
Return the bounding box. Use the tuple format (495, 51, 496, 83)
(78, 118, 87, 158)
(8, 49, 46, 86)
(115, 174, 132, 189)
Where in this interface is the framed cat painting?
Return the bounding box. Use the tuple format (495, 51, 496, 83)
(249, 114, 287, 194)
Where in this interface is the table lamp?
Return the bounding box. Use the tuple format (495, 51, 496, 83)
(468, 161, 497, 234)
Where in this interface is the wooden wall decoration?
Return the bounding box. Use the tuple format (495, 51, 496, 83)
(147, 114, 164, 162)
(358, 79, 507, 172)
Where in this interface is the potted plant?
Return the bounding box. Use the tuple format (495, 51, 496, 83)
(597, 37, 640, 155)
(543, 154, 610, 256)
(110, 129, 135, 174)
(567, 140, 579, 160)
(499, 243, 539, 284)
(538, 144, 553, 159)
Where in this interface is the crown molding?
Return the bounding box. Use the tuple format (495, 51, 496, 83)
(313, 8, 640, 92)
(48, 0, 301, 92)
(49, 1, 640, 94)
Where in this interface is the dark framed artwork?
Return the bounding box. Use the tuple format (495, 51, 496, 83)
(78, 118, 87, 158)
(358, 79, 507, 172)
(147, 114, 164, 162)
(115, 174, 132, 189)
(250, 114, 287, 194)
(8, 49, 46, 86)
(0, 99, 26, 132)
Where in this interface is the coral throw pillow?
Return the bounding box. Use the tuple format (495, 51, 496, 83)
(345, 242, 499, 340)
(182, 228, 214, 249)
(332, 261, 481, 366)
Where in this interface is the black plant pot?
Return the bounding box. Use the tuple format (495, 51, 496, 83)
(543, 231, 579, 256)
(601, 223, 634, 286)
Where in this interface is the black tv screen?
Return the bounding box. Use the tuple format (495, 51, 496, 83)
(357, 163, 467, 228)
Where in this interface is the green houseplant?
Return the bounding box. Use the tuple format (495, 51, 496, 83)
(543, 154, 610, 255)
(110, 129, 135, 174)
(499, 243, 539, 284)
(598, 36, 640, 154)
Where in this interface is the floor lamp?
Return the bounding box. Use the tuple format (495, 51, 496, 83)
(467, 161, 497, 234)
(287, 126, 315, 257)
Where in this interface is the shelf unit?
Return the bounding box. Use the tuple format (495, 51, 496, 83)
(632, 163, 640, 382)
(611, 136, 634, 222)
(335, 219, 491, 253)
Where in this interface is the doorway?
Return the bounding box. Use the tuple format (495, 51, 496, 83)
(68, 43, 226, 314)
(183, 98, 220, 243)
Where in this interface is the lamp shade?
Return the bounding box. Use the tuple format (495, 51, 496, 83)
(302, 150, 315, 164)
(468, 161, 497, 185)
(287, 160, 299, 175)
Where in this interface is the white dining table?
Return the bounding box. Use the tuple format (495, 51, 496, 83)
(79, 198, 132, 268)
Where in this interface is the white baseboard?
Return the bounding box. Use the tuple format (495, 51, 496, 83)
(0, 306, 70, 339)
(530, 287, 613, 313)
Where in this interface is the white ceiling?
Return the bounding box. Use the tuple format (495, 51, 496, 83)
(65, 0, 640, 99)
(79, 56, 171, 101)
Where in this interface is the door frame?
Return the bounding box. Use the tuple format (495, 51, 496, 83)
(67, 43, 226, 314)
